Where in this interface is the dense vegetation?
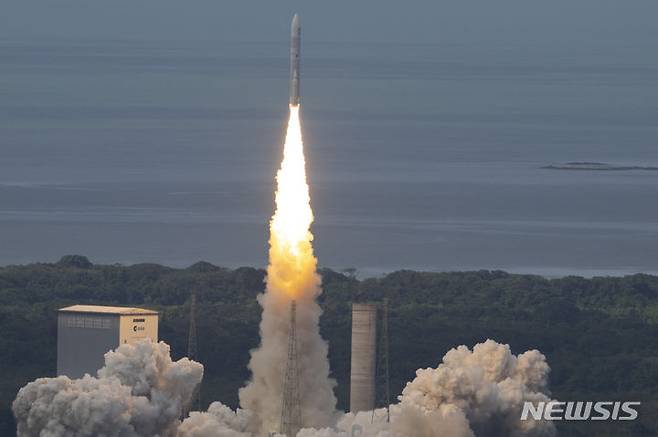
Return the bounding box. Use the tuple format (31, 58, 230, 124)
(1, 255, 657, 436)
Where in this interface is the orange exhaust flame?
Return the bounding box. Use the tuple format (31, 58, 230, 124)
(267, 105, 318, 300)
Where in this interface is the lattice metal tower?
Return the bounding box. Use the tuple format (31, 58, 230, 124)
(280, 300, 302, 436)
(185, 290, 201, 415)
(375, 299, 391, 422)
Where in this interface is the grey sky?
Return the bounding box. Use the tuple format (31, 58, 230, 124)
(2, 1, 657, 46)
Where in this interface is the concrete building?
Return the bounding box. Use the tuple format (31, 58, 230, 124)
(57, 305, 158, 378)
(349, 303, 377, 413)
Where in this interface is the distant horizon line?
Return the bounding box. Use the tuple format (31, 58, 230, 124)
(3, 255, 657, 281)
(0, 34, 622, 49)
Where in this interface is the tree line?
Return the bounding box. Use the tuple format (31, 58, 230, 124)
(0, 255, 656, 436)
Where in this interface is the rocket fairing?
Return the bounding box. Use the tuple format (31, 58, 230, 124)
(289, 14, 301, 106)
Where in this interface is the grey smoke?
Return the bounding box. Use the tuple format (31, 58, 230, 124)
(238, 283, 339, 434)
(177, 402, 253, 437)
(391, 339, 555, 437)
(13, 335, 554, 436)
(177, 339, 555, 437)
(13, 340, 203, 437)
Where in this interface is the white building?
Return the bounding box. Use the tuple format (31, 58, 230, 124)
(57, 304, 158, 378)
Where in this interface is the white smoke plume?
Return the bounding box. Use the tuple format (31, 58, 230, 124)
(237, 284, 338, 434)
(177, 402, 253, 437)
(12, 328, 554, 437)
(238, 106, 338, 434)
(391, 339, 555, 437)
(12, 340, 203, 437)
(177, 339, 555, 437)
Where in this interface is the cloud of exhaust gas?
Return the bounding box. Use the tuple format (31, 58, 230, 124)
(13, 341, 203, 437)
(238, 105, 338, 434)
(180, 340, 556, 437)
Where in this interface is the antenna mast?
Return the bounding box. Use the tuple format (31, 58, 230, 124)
(377, 299, 390, 421)
(185, 290, 201, 415)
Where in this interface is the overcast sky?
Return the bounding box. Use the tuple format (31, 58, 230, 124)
(2, 1, 657, 46)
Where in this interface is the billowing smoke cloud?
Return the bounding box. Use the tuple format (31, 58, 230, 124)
(291, 340, 555, 437)
(391, 339, 555, 437)
(13, 340, 203, 437)
(177, 339, 555, 437)
(238, 106, 337, 434)
(238, 283, 338, 434)
(177, 403, 253, 437)
(13, 333, 554, 436)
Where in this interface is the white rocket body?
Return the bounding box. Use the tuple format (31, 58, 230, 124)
(290, 14, 301, 106)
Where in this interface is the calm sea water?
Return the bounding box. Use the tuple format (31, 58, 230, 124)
(1, 38, 657, 276)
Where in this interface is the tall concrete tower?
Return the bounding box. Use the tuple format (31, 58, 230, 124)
(349, 303, 378, 413)
(280, 300, 302, 436)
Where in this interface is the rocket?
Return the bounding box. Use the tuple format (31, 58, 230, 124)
(289, 14, 301, 106)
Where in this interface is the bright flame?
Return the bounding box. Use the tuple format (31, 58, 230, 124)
(267, 105, 319, 299)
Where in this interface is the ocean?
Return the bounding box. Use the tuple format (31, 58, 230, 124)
(1, 38, 657, 276)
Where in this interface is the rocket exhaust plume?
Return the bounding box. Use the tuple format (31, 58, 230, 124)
(239, 15, 337, 433)
(238, 105, 337, 434)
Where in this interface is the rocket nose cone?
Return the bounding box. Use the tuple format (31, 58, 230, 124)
(291, 13, 300, 29)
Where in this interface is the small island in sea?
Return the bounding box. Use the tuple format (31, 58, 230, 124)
(542, 161, 658, 171)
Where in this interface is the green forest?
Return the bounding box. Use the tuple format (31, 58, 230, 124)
(1, 255, 657, 436)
